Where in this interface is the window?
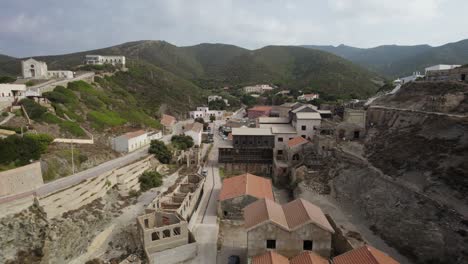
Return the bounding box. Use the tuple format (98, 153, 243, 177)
(163, 229, 171, 238)
(173, 227, 181, 236)
(303, 240, 313, 250)
(277, 150, 283, 155)
(302, 125, 306, 131)
(144, 219, 149, 228)
(278, 137, 283, 142)
(266, 240, 276, 249)
(301, 135, 306, 138)
(151, 232, 160, 241)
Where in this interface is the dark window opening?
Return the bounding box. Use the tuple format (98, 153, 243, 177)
(277, 150, 283, 155)
(301, 125, 306, 131)
(301, 135, 306, 138)
(163, 229, 171, 238)
(354, 131, 360, 139)
(173, 227, 181, 236)
(462, 74, 466, 81)
(303, 240, 313, 250)
(278, 137, 283, 142)
(223, 211, 228, 217)
(144, 219, 149, 228)
(266, 239, 276, 249)
(151, 232, 160, 241)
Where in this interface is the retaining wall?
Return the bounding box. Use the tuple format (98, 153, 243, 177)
(0, 162, 43, 197)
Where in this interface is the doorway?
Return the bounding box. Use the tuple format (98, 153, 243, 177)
(461, 74, 466, 81)
(353, 130, 360, 139)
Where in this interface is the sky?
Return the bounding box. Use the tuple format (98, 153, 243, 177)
(1, 0, 467, 57)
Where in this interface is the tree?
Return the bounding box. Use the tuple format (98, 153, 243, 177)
(210, 115, 216, 123)
(0, 76, 15, 84)
(171, 135, 194, 150)
(139, 170, 163, 191)
(208, 99, 227, 110)
(148, 140, 172, 164)
(241, 94, 257, 108)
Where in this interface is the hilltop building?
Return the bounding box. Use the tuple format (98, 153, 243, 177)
(111, 130, 162, 153)
(244, 198, 334, 258)
(84, 55, 126, 67)
(244, 84, 274, 94)
(297, 93, 320, 102)
(425, 65, 468, 82)
(208, 95, 229, 106)
(0, 84, 26, 104)
(425, 64, 461, 74)
(336, 109, 366, 140)
(47, 70, 74, 79)
(218, 173, 274, 220)
(21, 58, 48, 79)
(393, 72, 424, 85)
(189, 106, 224, 120)
(183, 122, 203, 146)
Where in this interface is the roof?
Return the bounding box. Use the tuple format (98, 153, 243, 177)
(219, 173, 274, 201)
(333, 246, 400, 264)
(295, 112, 322, 120)
(267, 124, 297, 134)
(190, 122, 203, 133)
(287, 136, 309, 147)
(232, 127, 272, 136)
(290, 252, 329, 264)
(161, 114, 176, 127)
(124, 130, 146, 139)
(249, 106, 273, 112)
(244, 198, 334, 233)
(252, 251, 290, 264)
(258, 117, 290, 124)
(291, 104, 318, 113)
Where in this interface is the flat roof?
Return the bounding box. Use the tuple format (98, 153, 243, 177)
(260, 124, 296, 134)
(257, 117, 290, 124)
(295, 112, 322, 120)
(232, 127, 272, 136)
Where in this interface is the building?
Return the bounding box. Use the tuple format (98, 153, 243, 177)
(332, 245, 399, 264)
(297, 93, 320, 102)
(243, 84, 274, 94)
(393, 72, 424, 85)
(47, 70, 74, 79)
(21, 58, 48, 79)
(248, 106, 273, 119)
(252, 251, 329, 264)
(111, 130, 162, 153)
(136, 210, 197, 264)
(425, 65, 468, 82)
(218, 127, 275, 176)
(184, 122, 203, 146)
(336, 109, 366, 140)
(218, 173, 274, 220)
(208, 95, 229, 106)
(84, 55, 126, 67)
(244, 198, 334, 258)
(425, 64, 461, 74)
(189, 106, 224, 120)
(161, 114, 176, 134)
(0, 84, 26, 104)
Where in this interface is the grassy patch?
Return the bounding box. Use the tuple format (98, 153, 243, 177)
(59, 121, 86, 137)
(87, 110, 126, 129)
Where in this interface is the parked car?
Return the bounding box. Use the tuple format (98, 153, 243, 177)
(228, 255, 240, 264)
(201, 168, 208, 177)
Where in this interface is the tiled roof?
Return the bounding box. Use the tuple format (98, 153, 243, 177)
(290, 252, 329, 264)
(244, 198, 334, 233)
(161, 114, 176, 127)
(253, 251, 290, 264)
(295, 112, 322, 120)
(219, 173, 274, 201)
(249, 106, 273, 112)
(333, 246, 400, 264)
(124, 130, 146, 139)
(191, 122, 203, 133)
(287, 136, 309, 147)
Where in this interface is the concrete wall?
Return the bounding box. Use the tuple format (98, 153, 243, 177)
(219, 195, 258, 220)
(247, 222, 332, 258)
(52, 138, 94, 144)
(0, 162, 43, 197)
(147, 242, 197, 264)
(0, 194, 35, 219)
(222, 163, 272, 177)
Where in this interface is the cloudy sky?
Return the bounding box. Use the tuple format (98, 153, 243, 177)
(1, 0, 466, 57)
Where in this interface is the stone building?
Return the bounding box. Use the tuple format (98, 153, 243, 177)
(425, 65, 468, 82)
(218, 173, 274, 220)
(248, 106, 273, 119)
(47, 70, 74, 79)
(0, 84, 26, 107)
(252, 251, 329, 264)
(161, 114, 176, 134)
(332, 245, 399, 264)
(84, 55, 126, 66)
(244, 198, 334, 259)
(273, 136, 314, 185)
(21, 58, 48, 79)
(336, 109, 366, 140)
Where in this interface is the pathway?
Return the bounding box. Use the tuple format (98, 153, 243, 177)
(0, 112, 14, 125)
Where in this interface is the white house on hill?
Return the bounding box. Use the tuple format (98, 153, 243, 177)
(85, 55, 126, 67)
(111, 130, 162, 153)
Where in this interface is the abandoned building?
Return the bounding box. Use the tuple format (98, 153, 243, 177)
(218, 173, 274, 220)
(332, 245, 400, 264)
(218, 127, 275, 176)
(244, 198, 335, 259)
(336, 109, 366, 140)
(136, 210, 197, 264)
(251, 250, 328, 264)
(425, 64, 468, 82)
(21, 58, 48, 79)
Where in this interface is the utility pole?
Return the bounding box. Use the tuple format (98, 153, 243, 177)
(71, 140, 75, 174)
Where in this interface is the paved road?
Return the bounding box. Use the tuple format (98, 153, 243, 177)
(369, 105, 468, 118)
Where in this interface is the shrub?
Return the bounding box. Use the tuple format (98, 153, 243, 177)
(59, 121, 86, 137)
(0, 76, 15, 84)
(208, 99, 227, 110)
(171, 135, 194, 150)
(20, 99, 47, 120)
(87, 110, 126, 129)
(1, 112, 8, 117)
(0, 134, 52, 167)
(149, 140, 172, 164)
(24, 134, 53, 153)
(25, 81, 35, 87)
(40, 112, 61, 124)
(139, 170, 163, 191)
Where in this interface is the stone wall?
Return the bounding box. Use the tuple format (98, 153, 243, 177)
(0, 162, 43, 197)
(147, 242, 197, 264)
(221, 163, 272, 177)
(219, 195, 258, 220)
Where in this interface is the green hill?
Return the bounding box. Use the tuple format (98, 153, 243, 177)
(303, 39, 468, 78)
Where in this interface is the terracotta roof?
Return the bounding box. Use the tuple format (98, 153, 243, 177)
(287, 136, 309, 147)
(244, 198, 334, 233)
(227, 133, 233, 140)
(333, 246, 400, 264)
(252, 251, 290, 264)
(290, 252, 329, 264)
(219, 173, 274, 201)
(124, 130, 146, 139)
(249, 106, 273, 112)
(191, 122, 203, 133)
(161, 114, 176, 127)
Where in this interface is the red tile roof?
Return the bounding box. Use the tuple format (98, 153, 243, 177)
(290, 252, 329, 264)
(244, 198, 334, 233)
(253, 251, 290, 264)
(161, 114, 176, 127)
(124, 130, 146, 139)
(219, 173, 274, 201)
(249, 106, 273, 112)
(287, 136, 309, 147)
(333, 246, 400, 264)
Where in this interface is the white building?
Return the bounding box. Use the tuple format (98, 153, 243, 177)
(111, 130, 162, 153)
(85, 55, 126, 67)
(189, 107, 224, 120)
(393, 72, 424, 85)
(243, 84, 274, 94)
(297, 93, 320, 101)
(208, 95, 229, 106)
(184, 122, 203, 146)
(47, 70, 74, 79)
(0, 84, 26, 103)
(425, 64, 461, 74)
(21, 58, 48, 79)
